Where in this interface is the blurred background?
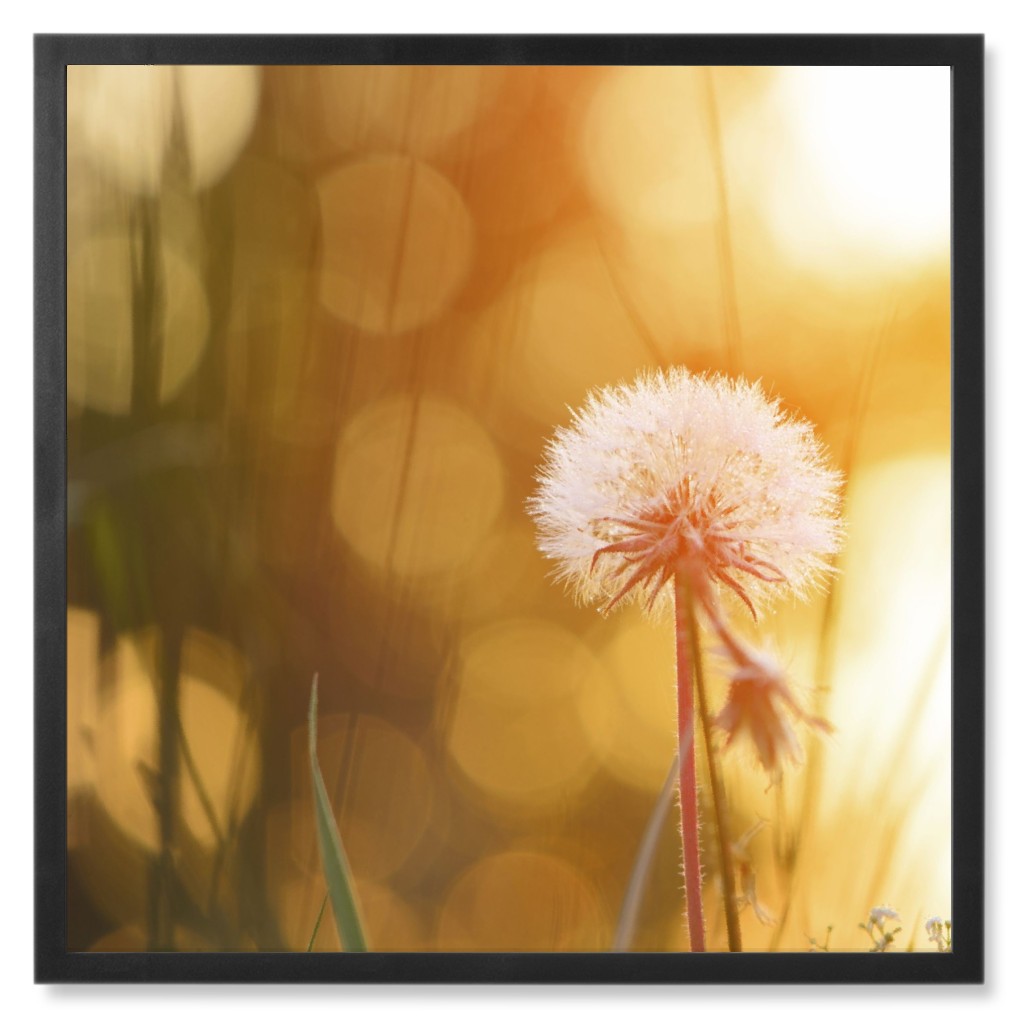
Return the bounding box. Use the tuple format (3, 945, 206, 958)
(66, 64, 951, 953)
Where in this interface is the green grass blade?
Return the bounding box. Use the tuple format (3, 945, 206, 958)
(308, 676, 368, 952)
(306, 892, 329, 953)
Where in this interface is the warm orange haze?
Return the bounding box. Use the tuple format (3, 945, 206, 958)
(66, 64, 952, 954)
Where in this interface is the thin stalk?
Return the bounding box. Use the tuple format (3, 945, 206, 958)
(306, 892, 329, 953)
(613, 748, 684, 951)
(770, 321, 889, 950)
(154, 626, 183, 950)
(175, 711, 225, 850)
(701, 66, 742, 375)
(673, 574, 705, 952)
(685, 588, 742, 952)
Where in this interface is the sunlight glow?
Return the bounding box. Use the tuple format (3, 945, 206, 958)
(768, 66, 950, 270)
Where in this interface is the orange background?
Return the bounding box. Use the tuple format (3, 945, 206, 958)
(66, 65, 951, 953)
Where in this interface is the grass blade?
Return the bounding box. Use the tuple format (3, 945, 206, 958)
(306, 892, 329, 953)
(308, 676, 368, 952)
(613, 728, 691, 952)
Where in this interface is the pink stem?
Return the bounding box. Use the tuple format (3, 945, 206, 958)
(674, 573, 706, 952)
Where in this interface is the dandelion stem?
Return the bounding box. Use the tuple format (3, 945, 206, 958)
(685, 587, 743, 952)
(674, 573, 705, 952)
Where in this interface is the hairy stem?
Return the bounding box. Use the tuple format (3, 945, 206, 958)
(674, 574, 705, 952)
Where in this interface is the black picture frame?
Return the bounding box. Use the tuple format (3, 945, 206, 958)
(36, 33, 984, 984)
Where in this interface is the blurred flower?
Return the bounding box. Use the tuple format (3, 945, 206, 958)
(712, 626, 832, 778)
(869, 905, 901, 928)
(860, 906, 902, 951)
(925, 916, 952, 952)
(731, 820, 775, 926)
(528, 367, 842, 618)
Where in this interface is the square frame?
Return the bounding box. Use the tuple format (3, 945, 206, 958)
(36, 33, 984, 984)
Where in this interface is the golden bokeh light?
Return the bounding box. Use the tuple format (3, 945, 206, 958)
(583, 67, 716, 229)
(68, 65, 260, 193)
(319, 65, 511, 159)
(67, 234, 209, 415)
(175, 65, 262, 189)
(68, 65, 176, 195)
(317, 155, 475, 334)
(580, 67, 767, 231)
(445, 619, 602, 808)
(455, 521, 553, 624)
(436, 849, 609, 951)
(823, 457, 951, 885)
(67, 607, 100, 800)
(331, 393, 504, 579)
(579, 609, 678, 791)
(352, 879, 431, 951)
(90, 630, 260, 852)
(463, 226, 658, 433)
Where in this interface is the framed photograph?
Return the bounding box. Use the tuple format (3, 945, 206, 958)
(37, 34, 984, 983)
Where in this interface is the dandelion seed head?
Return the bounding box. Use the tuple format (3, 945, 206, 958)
(714, 645, 832, 777)
(528, 367, 843, 617)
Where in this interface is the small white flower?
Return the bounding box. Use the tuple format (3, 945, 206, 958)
(869, 906, 901, 928)
(861, 906, 902, 951)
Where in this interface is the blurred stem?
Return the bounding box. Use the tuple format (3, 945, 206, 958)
(614, 749, 683, 951)
(176, 711, 225, 850)
(772, 779, 787, 879)
(701, 66, 742, 375)
(129, 196, 164, 415)
(673, 574, 705, 952)
(686, 589, 742, 952)
(153, 625, 183, 950)
(770, 325, 887, 951)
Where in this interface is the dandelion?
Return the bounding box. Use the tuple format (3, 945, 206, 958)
(529, 366, 843, 952)
(713, 633, 833, 780)
(529, 368, 842, 620)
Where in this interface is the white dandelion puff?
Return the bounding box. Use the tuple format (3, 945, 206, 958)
(528, 367, 843, 619)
